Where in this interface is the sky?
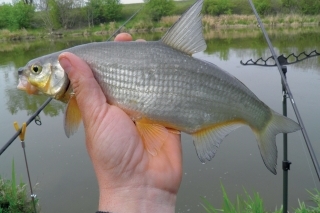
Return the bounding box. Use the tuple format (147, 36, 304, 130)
(0, 0, 143, 4)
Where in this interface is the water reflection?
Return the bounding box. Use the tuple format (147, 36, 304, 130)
(204, 26, 320, 71)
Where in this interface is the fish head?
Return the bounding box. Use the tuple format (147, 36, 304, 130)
(17, 54, 70, 100)
(17, 72, 38, 95)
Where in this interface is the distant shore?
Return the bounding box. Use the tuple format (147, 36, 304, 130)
(0, 14, 319, 42)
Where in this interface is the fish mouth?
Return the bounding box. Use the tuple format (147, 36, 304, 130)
(17, 75, 38, 95)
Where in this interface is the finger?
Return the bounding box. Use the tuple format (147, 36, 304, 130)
(58, 52, 107, 120)
(163, 132, 182, 171)
(114, 33, 133, 41)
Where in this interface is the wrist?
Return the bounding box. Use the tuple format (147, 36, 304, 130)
(98, 186, 177, 213)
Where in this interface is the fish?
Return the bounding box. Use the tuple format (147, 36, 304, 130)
(17, 0, 300, 174)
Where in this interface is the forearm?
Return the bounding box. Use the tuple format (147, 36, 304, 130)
(98, 186, 177, 213)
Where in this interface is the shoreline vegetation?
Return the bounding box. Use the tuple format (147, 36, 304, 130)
(0, 13, 319, 42)
(0, 160, 39, 213)
(1, 0, 320, 42)
(201, 185, 320, 213)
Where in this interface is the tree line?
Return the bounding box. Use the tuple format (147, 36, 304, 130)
(0, 0, 319, 31)
(0, 0, 177, 31)
(203, 0, 320, 16)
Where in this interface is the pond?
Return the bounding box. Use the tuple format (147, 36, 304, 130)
(0, 27, 320, 212)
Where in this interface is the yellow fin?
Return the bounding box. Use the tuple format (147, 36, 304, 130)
(135, 120, 169, 156)
(192, 121, 244, 163)
(64, 96, 82, 138)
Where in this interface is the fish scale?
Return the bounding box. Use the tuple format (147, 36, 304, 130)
(61, 41, 272, 133)
(18, 0, 300, 174)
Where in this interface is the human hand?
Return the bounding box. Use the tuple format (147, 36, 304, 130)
(58, 33, 182, 213)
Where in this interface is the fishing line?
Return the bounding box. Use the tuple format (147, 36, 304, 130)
(248, 0, 320, 181)
(106, 5, 144, 41)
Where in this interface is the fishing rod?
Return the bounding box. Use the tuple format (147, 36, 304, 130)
(13, 122, 38, 213)
(242, 51, 320, 213)
(0, 97, 53, 156)
(247, 0, 320, 179)
(1, 5, 144, 156)
(247, 2, 320, 212)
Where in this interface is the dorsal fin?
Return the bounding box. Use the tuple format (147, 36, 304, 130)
(161, 0, 206, 55)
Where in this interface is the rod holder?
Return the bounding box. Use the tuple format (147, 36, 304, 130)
(282, 161, 292, 171)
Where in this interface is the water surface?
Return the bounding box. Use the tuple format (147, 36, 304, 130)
(0, 28, 319, 212)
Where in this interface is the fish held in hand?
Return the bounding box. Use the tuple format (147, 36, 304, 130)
(17, 0, 300, 174)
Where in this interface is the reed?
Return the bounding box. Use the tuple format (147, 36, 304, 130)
(202, 14, 320, 30)
(159, 16, 180, 27)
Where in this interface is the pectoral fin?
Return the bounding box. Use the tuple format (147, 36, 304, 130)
(135, 120, 169, 156)
(192, 121, 244, 163)
(64, 96, 82, 138)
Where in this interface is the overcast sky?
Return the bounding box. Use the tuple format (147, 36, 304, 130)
(0, 0, 143, 4)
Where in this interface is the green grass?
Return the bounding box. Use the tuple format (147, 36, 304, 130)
(0, 159, 39, 213)
(201, 185, 320, 213)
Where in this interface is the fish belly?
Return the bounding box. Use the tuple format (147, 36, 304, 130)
(71, 41, 272, 133)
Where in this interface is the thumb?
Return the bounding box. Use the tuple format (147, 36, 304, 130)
(58, 52, 107, 122)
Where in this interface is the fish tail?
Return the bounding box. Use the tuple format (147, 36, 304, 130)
(253, 110, 300, 174)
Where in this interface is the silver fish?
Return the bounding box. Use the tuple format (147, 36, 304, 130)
(17, 0, 300, 174)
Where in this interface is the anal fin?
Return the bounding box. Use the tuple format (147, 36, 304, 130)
(192, 121, 244, 163)
(135, 120, 169, 156)
(64, 96, 82, 138)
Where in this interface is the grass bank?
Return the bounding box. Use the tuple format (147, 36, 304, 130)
(1, 13, 319, 42)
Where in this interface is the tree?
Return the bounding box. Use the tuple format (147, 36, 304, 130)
(86, 0, 122, 25)
(0, 1, 34, 30)
(203, 0, 233, 16)
(252, 0, 271, 15)
(23, 0, 34, 5)
(37, 0, 86, 30)
(144, 0, 175, 21)
(102, 0, 122, 21)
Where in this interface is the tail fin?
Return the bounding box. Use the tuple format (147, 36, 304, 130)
(253, 110, 300, 174)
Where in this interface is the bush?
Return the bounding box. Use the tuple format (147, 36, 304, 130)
(144, 0, 175, 21)
(231, 0, 252, 15)
(252, 0, 271, 15)
(203, 0, 233, 16)
(87, 0, 122, 25)
(0, 1, 35, 30)
(299, 0, 320, 15)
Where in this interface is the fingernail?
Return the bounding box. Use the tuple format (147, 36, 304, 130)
(59, 57, 72, 74)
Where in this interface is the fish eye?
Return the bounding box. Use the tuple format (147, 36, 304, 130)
(31, 64, 42, 74)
